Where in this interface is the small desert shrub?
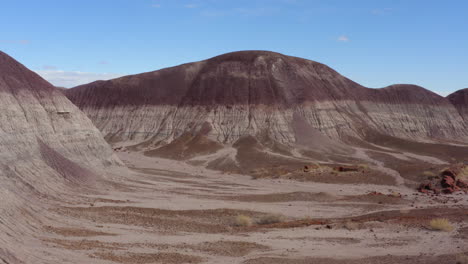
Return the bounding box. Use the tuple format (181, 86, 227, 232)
(358, 164, 369, 169)
(459, 166, 468, 180)
(256, 214, 285, 225)
(422, 171, 436, 178)
(389, 191, 401, 197)
(235, 215, 253, 227)
(429, 218, 454, 232)
(344, 221, 360, 231)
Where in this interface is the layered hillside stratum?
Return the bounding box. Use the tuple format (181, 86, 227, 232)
(66, 51, 468, 151)
(448, 88, 468, 121)
(0, 51, 120, 262)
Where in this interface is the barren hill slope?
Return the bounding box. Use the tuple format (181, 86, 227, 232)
(448, 88, 468, 121)
(0, 51, 121, 262)
(66, 51, 467, 148)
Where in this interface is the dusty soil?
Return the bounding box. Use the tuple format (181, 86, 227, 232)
(366, 151, 446, 184)
(363, 129, 468, 162)
(22, 151, 468, 263)
(244, 253, 468, 264)
(91, 252, 204, 264)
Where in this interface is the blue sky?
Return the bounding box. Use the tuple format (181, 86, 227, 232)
(1, 0, 467, 95)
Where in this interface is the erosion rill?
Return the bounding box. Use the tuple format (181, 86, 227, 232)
(0, 51, 121, 263)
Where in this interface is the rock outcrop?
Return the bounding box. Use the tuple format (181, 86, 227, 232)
(0, 51, 120, 262)
(418, 165, 468, 194)
(66, 51, 468, 149)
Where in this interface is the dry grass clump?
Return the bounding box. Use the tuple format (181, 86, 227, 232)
(235, 215, 253, 227)
(358, 164, 369, 169)
(256, 214, 285, 225)
(459, 166, 468, 180)
(429, 218, 454, 232)
(422, 171, 437, 178)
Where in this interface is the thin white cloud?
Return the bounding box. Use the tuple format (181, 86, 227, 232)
(337, 35, 350, 42)
(184, 4, 198, 8)
(152, 4, 161, 8)
(35, 70, 124, 88)
(371, 8, 393, 15)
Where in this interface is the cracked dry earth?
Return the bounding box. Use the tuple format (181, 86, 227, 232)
(35, 152, 468, 264)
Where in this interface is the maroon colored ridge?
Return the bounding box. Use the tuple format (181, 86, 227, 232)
(0, 51, 54, 94)
(447, 88, 468, 119)
(64, 50, 450, 108)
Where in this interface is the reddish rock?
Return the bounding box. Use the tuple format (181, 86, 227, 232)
(419, 188, 429, 194)
(417, 182, 443, 195)
(418, 183, 433, 191)
(367, 191, 384, 196)
(441, 169, 457, 179)
(443, 188, 455, 194)
(441, 175, 456, 188)
(335, 166, 359, 172)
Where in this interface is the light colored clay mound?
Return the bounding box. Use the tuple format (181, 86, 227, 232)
(0, 51, 122, 263)
(143, 122, 224, 160)
(291, 112, 351, 154)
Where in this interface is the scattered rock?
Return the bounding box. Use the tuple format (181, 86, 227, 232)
(417, 165, 467, 195)
(334, 166, 359, 172)
(441, 175, 455, 188)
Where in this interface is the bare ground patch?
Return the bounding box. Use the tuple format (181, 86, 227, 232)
(91, 251, 204, 264)
(280, 236, 361, 245)
(205, 191, 409, 205)
(54, 206, 274, 234)
(44, 238, 270, 258)
(366, 151, 446, 185)
(189, 241, 270, 257)
(334, 207, 468, 229)
(243, 253, 468, 264)
(211, 192, 340, 203)
(42, 238, 124, 250)
(43, 226, 116, 237)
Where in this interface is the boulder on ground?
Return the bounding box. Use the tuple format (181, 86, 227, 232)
(441, 175, 456, 188)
